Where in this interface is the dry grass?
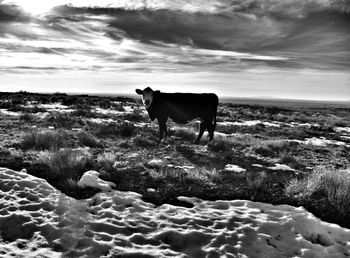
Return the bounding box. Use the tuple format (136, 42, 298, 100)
(22, 130, 75, 151)
(96, 152, 119, 173)
(207, 139, 233, 152)
(172, 127, 197, 141)
(95, 122, 137, 138)
(133, 135, 157, 148)
(253, 140, 290, 157)
(77, 131, 101, 148)
(286, 167, 350, 215)
(40, 148, 94, 179)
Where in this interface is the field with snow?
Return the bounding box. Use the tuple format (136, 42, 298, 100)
(0, 91, 350, 257)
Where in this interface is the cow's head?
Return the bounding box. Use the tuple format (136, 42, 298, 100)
(135, 87, 154, 109)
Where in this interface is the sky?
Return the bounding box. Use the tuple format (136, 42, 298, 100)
(0, 0, 349, 101)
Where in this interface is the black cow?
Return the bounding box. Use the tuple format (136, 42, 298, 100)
(136, 87, 219, 143)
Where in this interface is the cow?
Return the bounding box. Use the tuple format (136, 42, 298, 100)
(135, 87, 219, 143)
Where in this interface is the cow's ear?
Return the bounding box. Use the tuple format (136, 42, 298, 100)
(135, 89, 143, 95)
(154, 90, 160, 95)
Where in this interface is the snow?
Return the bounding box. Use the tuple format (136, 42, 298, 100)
(288, 137, 349, 147)
(335, 127, 350, 133)
(77, 170, 116, 191)
(219, 120, 281, 127)
(147, 159, 165, 168)
(290, 122, 320, 127)
(1, 167, 350, 257)
(224, 164, 247, 173)
(37, 103, 74, 112)
(305, 137, 347, 147)
(219, 121, 323, 128)
(268, 164, 295, 171)
(95, 107, 131, 115)
(88, 117, 116, 124)
(0, 109, 21, 116)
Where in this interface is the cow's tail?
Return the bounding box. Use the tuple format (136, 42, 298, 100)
(213, 95, 218, 130)
(213, 109, 217, 130)
(211, 98, 218, 141)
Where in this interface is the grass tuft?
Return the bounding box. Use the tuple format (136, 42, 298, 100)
(77, 131, 101, 148)
(172, 127, 197, 141)
(253, 140, 290, 157)
(46, 148, 94, 179)
(208, 139, 233, 152)
(133, 135, 157, 148)
(95, 122, 136, 138)
(286, 167, 350, 215)
(22, 130, 75, 151)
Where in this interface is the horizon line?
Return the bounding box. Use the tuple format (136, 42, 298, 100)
(1, 90, 350, 105)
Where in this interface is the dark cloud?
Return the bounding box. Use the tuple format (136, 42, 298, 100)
(0, 3, 30, 22)
(52, 4, 350, 58)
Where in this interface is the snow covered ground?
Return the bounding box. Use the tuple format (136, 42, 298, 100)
(218, 120, 321, 128)
(1, 168, 349, 257)
(0, 109, 21, 117)
(288, 137, 349, 147)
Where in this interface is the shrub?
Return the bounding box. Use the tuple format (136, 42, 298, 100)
(279, 151, 303, 169)
(95, 122, 136, 138)
(118, 122, 136, 137)
(61, 96, 79, 106)
(77, 131, 101, 148)
(124, 109, 148, 123)
(19, 113, 34, 122)
(208, 139, 234, 152)
(133, 135, 157, 148)
(172, 127, 197, 141)
(71, 108, 95, 118)
(96, 152, 119, 173)
(253, 140, 290, 157)
(96, 152, 130, 172)
(98, 99, 112, 109)
(286, 167, 350, 215)
(95, 123, 119, 137)
(46, 113, 77, 128)
(110, 102, 125, 112)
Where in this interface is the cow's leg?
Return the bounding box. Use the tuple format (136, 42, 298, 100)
(158, 117, 168, 142)
(206, 120, 214, 141)
(195, 122, 206, 144)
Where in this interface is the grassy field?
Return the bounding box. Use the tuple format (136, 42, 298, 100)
(1, 91, 350, 228)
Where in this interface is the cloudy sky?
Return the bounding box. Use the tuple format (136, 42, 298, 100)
(0, 0, 349, 100)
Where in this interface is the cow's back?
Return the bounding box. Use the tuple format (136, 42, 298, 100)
(157, 93, 218, 123)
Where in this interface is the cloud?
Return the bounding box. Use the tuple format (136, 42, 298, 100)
(0, 3, 30, 22)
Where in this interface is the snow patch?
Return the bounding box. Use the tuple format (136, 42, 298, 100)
(0, 109, 21, 116)
(288, 137, 349, 147)
(305, 137, 347, 147)
(224, 164, 247, 173)
(335, 127, 350, 133)
(37, 103, 74, 112)
(95, 107, 130, 115)
(268, 164, 295, 171)
(219, 120, 281, 127)
(77, 170, 115, 191)
(147, 159, 165, 168)
(88, 117, 116, 124)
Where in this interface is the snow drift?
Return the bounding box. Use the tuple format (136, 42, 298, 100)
(0, 167, 349, 257)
